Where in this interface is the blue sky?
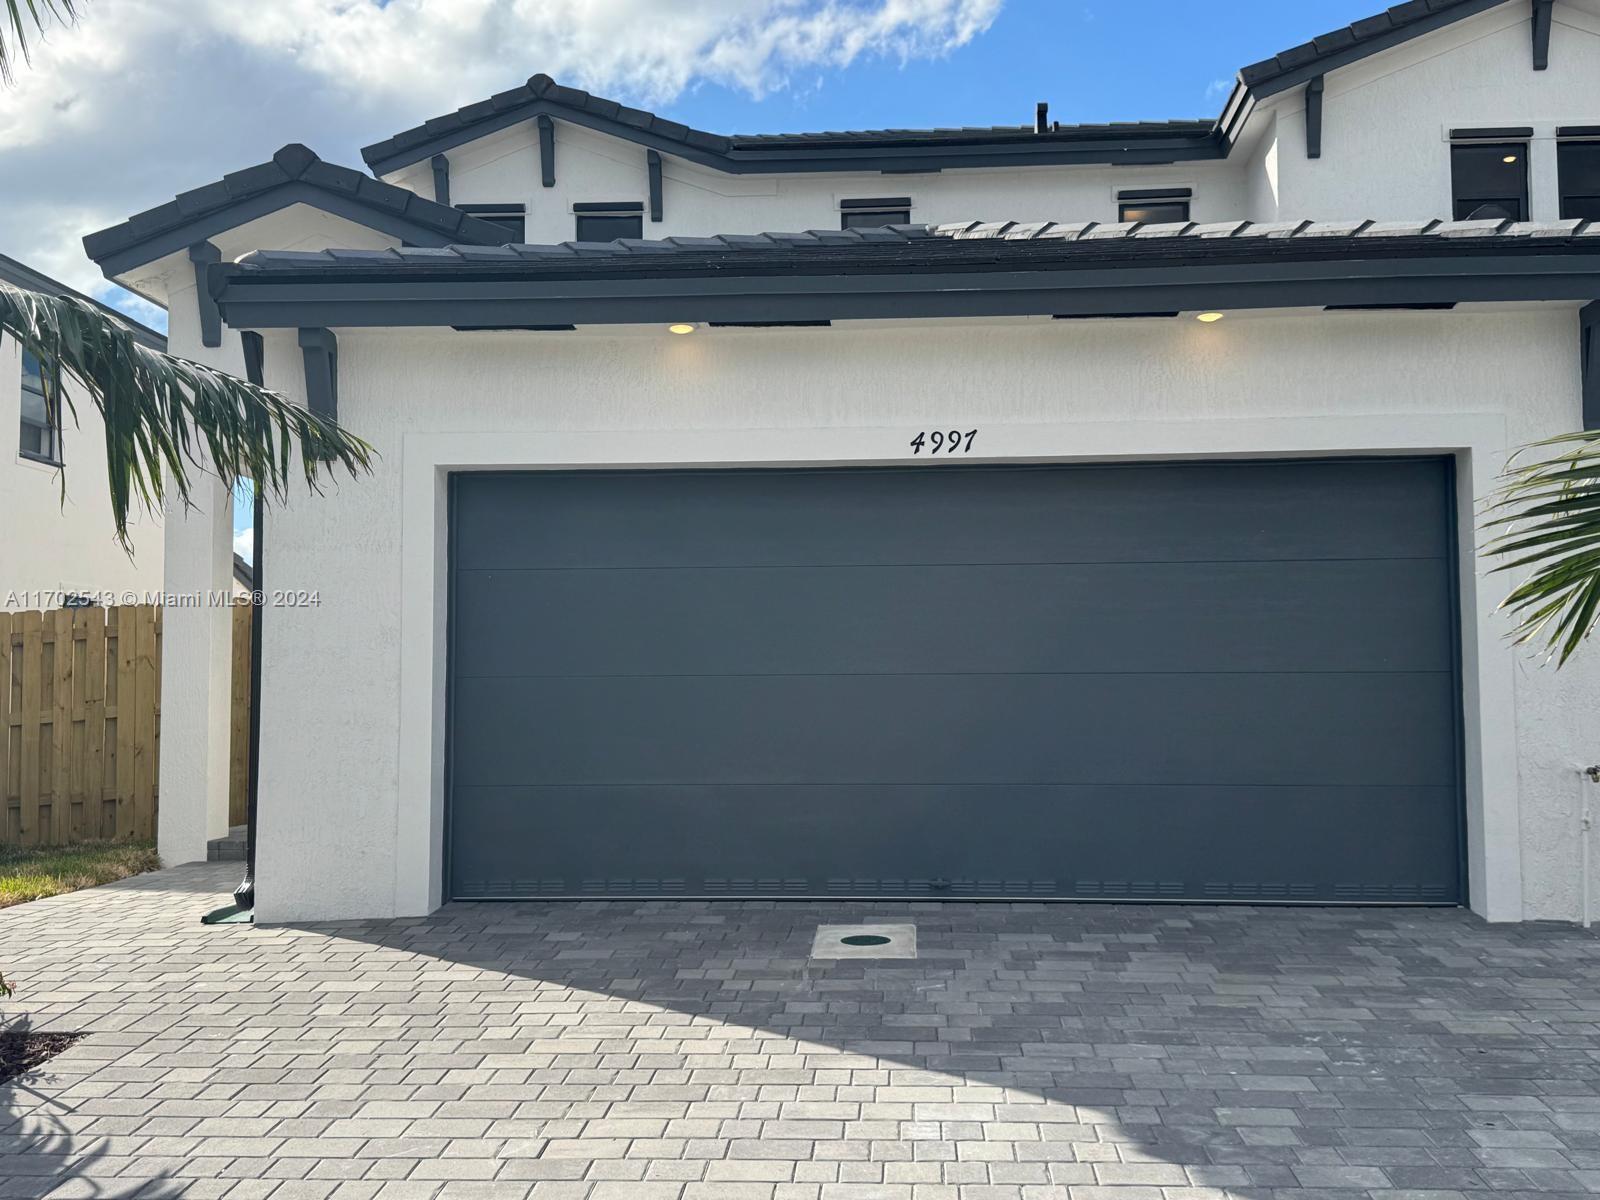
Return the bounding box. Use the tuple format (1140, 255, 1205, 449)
(663, 2, 1380, 135)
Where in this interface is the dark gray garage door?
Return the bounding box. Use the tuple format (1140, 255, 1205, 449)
(448, 459, 1463, 904)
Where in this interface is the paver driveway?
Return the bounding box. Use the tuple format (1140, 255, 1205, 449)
(1, 863, 1599, 1199)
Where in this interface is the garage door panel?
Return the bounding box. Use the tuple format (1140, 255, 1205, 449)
(448, 459, 1464, 904)
(452, 672, 1455, 789)
(450, 783, 1462, 903)
(453, 558, 1454, 679)
(453, 461, 1449, 571)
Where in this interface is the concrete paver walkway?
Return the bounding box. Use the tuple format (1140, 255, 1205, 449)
(2, 862, 1599, 1199)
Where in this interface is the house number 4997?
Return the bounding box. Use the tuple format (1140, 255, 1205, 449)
(910, 429, 978, 455)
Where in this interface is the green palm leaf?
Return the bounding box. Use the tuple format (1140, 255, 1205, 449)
(1, 281, 373, 548)
(1, 0, 74, 85)
(1484, 429, 1600, 665)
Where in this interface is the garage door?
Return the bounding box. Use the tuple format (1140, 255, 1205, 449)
(447, 459, 1463, 904)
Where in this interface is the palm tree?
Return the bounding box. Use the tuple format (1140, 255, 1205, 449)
(1, 0, 372, 546)
(1485, 432, 1600, 666)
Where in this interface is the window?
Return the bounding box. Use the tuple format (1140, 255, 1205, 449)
(839, 198, 912, 230)
(19, 349, 59, 464)
(1559, 139, 1600, 221)
(458, 203, 526, 242)
(1450, 139, 1529, 220)
(574, 203, 643, 242)
(1117, 189, 1192, 224)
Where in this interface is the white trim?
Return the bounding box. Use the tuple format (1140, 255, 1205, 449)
(395, 411, 1521, 921)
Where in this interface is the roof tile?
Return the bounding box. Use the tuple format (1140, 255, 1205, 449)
(84, 144, 512, 270)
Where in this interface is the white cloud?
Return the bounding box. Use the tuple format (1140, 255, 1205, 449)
(0, 0, 1001, 312)
(233, 526, 253, 564)
(1205, 76, 1235, 100)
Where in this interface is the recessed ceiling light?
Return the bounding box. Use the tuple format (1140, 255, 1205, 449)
(1503, 154, 1519, 163)
(668, 323, 697, 335)
(1196, 312, 1225, 323)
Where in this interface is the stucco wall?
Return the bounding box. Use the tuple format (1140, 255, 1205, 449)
(0, 334, 163, 608)
(241, 306, 1600, 924)
(1272, 2, 1600, 221)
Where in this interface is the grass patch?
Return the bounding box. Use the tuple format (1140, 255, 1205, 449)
(0, 841, 159, 910)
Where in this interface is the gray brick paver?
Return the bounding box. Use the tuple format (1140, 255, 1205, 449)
(2, 864, 1599, 1199)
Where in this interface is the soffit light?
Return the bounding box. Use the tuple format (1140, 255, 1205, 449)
(1503, 154, 1519, 163)
(1196, 312, 1225, 323)
(668, 323, 697, 335)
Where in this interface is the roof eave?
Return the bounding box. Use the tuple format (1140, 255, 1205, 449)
(211, 248, 1600, 332)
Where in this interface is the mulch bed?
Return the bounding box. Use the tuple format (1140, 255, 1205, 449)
(0, 1028, 84, 1085)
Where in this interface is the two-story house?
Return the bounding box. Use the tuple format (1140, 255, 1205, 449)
(1, 254, 165, 610)
(85, 0, 1600, 924)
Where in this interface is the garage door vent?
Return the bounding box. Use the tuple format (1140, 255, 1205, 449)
(1076, 880, 1186, 898)
(579, 879, 688, 895)
(702, 878, 808, 895)
(825, 878, 1056, 896)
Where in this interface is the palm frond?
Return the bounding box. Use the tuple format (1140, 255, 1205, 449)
(0, 281, 373, 549)
(1, 0, 76, 86)
(1483, 428, 1600, 665)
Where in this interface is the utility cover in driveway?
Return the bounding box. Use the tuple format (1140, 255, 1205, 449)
(447, 459, 1463, 903)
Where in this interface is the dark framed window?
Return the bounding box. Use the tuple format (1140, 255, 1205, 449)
(1118, 200, 1191, 223)
(19, 349, 60, 464)
(1117, 188, 1191, 224)
(457, 203, 526, 242)
(1450, 140, 1529, 220)
(840, 197, 912, 229)
(1559, 140, 1600, 221)
(574, 203, 643, 242)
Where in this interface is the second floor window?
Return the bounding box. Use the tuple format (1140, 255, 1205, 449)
(1118, 189, 1192, 224)
(840, 198, 912, 229)
(1559, 138, 1600, 221)
(1450, 138, 1529, 221)
(574, 203, 643, 242)
(458, 203, 526, 242)
(19, 349, 60, 464)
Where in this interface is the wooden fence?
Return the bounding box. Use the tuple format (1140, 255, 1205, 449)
(229, 603, 252, 828)
(0, 606, 161, 845)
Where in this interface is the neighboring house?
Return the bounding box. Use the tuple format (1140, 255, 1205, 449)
(0, 254, 165, 610)
(86, 0, 1600, 924)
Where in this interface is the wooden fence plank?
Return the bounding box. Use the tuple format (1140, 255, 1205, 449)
(229, 604, 252, 827)
(133, 607, 158, 842)
(114, 607, 137, 841)
(0, 612, 12, 841)
(81, 607, 108, 841)
(49, 607, 72, 845)
(17, 612, 43, 847)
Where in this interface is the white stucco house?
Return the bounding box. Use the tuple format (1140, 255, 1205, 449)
(85, 0, 1600, 924)
(1, 254, 165, 610)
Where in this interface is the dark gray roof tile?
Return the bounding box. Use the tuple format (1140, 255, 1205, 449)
(84, 144, 512, 271)
(226, 218, 1600, 289)
(1238, 0, 1496, 91)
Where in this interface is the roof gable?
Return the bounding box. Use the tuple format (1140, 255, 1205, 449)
(361, 75, 1220, 176)
(361, 0, 1521, 178)
(84, 144, 513, 278)
(1239, 0, 1510, 96)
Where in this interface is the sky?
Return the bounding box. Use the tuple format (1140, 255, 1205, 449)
(0, 0, 1388, 557)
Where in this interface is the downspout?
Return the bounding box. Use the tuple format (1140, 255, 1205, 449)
(1584, 765, 1600, 929)
(202, 330, 266, 925)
